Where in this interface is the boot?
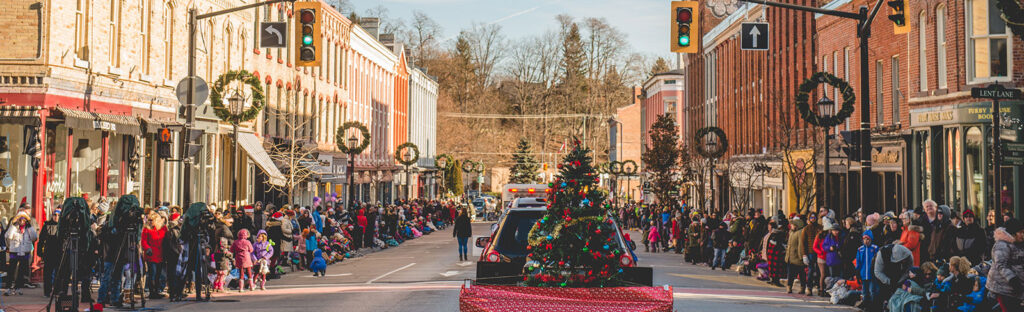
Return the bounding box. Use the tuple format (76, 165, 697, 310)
(798, 285, 806, 295)
(787, 284, 793, 294)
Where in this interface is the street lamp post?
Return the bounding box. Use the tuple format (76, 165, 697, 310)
(403, 149, 413, 201)
(346, 134, 358, 212)
(816, 93, 836, 213)
(228, 92, 245, 207)
(705, 137, 718, 214)
(436, 157, 448, 198)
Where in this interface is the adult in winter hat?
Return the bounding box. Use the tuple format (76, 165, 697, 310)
(938, 205, 951, 218)
(962, 209, 976, 219)
(1003, 218, 1023, 235)
(822, 219, 835, 231)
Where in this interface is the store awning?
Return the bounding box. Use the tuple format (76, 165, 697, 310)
(237, 132, 287, 187)
(138, 117, 183, 133)
(0, 105, 42, 126)
(93, 112, 142, 136)
(56, 107, 95, 130)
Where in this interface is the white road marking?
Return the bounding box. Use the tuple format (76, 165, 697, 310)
(456, 261, 474, 267)
(366, 263, 416, 284)
(303, 273, 352, 277)
(439, 271, 459, 277)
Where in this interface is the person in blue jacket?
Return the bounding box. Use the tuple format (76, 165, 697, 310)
(309, 249, 327, 277)
(856, 230, 880, 309)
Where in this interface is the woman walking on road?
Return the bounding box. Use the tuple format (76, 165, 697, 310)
(454, 208, 472, 262)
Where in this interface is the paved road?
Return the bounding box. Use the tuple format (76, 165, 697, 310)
(4, 223, 855, 311)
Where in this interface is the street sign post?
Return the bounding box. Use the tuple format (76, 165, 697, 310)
(972, 84, 1023, 227)
(741, 22, 769, 51)
(175, 76, 209, 105)
(260, 22, 287, 48)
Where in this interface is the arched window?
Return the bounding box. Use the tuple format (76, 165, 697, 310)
(75, 0, 90, 59)
(224, 24, 233, 72)
(936, 4, 948, 88)
(141, 0, 151, 74)
(919, 11, 927, 91)
(206, 19, 214, 83)
(109, 0, 121, 66)
(163, 1, 174, 80)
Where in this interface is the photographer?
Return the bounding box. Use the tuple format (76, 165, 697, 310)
(38, 209, 60, 297)
(97, 195, 143, 308)
(176, 202, 216, 300)
(54, 197, 95, 303)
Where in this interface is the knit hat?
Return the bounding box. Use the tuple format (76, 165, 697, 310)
(862, 230, 874, 241)
(170, 212, 181, 222)
(1004, 218, 1024, 235)
(244, 205, 254, 213)
(272, 212, 283, 218)
(823, 219, 835, 231)
(866, 213, 881, 226)
(938, 205, 951, 217)
(962, 209, 976, 219)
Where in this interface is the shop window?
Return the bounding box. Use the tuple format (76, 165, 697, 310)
(965, 127, 983, 214)
(967, 0, 1013, 83)
(946, 128, 962, 209)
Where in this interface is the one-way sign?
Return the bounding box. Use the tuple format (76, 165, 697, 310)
(260, 22, 287, 48)
(741, 23, 769, 51)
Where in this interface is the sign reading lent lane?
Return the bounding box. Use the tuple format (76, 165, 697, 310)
(260, 22, 288, 48)
(741, 23, 769, 51)
(972, 84, 1023, 100)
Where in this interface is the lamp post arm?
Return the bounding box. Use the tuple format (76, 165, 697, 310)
(735, 0, 861, 19)
(197, 0, 295, 20)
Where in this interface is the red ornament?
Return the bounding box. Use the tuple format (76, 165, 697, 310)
(557, 164, 563, 169)
(558, 261, 565, 266)
(546, 243, 553, 250)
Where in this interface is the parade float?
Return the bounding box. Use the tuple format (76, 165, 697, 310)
(460, 140, 671, 311)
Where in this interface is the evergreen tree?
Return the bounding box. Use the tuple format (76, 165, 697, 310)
(446, 159, 464, 197)
(648, 57, 670, 77)
(558, 23, 588, 112)
(641, 114, 682, 204)
(509, 138, 540, 184)
(523, 139, 626, 287)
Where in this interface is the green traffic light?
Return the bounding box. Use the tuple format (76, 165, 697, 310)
(303, 35, 313, 45)
(678, 35, 690, 47)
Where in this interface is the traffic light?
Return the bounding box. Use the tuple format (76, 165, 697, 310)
(157, 128, 173, 159)
(887, 0, 909, 34)
(294, 1, 321, 66)
(671, 1, 700, 53)
(184, 128, 204, 159)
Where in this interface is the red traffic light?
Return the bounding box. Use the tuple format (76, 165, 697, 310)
(300, 9, 315, 23)
(676, 8, 692, 23)
(158, 128, 173, 143)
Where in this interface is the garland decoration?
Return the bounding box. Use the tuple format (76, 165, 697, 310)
(995, 0, 1024, 39)
(462, 160, 477, 173)
(620, 160, 638, 175)
(335, 121, 371, 154)
(395, 142, 420, 166)
(210, 70, 265, 124)
(695, 127, 728, 159)
(795, 71, 855, 128)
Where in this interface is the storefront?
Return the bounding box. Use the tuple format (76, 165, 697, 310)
(761, 161, 785, 219)
(910, 100, 1024, 224)
(869, 138, 907, 214)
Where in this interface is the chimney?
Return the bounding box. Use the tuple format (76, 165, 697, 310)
(359, 17, 380, 39)
(379, 33, 395, 51)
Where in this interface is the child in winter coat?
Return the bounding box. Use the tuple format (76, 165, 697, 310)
(310, 249, 327, 276)
(252, 230, 274, 290)
(647, 221, 662, 253)
(231, 229, 255, 292)
(214, 237, 234, 292)
(855, 231, 880, 309)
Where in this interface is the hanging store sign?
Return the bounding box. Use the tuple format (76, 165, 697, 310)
(93, 120, 116, 131)
(910, 101, 1024, 127)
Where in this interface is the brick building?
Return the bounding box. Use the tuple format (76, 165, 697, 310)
(0, 0, 431, 221)
(610, 87, 643, 203)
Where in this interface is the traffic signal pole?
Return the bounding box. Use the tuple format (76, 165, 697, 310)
(735, 0, 886, 219)
(183, 0, 296, 208)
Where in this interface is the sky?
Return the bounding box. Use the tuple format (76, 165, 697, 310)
(364, 0, 672, 58)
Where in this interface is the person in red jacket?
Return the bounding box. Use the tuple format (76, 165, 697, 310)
(141, 212, 167, 299)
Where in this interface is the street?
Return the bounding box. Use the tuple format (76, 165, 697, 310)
(1, 221, 850, 312)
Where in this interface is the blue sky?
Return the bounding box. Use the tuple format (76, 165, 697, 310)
(366, 0, 670, 57)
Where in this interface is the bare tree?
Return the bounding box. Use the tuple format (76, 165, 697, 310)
(727, 157, 771, 213)
(401, 11, 442, 68)
(364, 5, 405, 35)
(265, 99, 330, 206)
(770, 113, 819, 215)
(464, 22, 506, 87)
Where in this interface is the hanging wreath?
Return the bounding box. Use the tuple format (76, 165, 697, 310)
(996, 0, 1024, 39)
(695, 127, 728, 159)
(621, 160, 638, 175)
(335, 121, 371, 154)
(795, 71, 855, 128)
(462, 160, 477, 173)
(435, 154, 454, 170)
(210, 70, 265, 124)
(395, 142, 420, 166)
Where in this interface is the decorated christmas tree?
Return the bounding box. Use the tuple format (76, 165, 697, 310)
(522, 139, 626, 287)
(509, 138, 540, 184)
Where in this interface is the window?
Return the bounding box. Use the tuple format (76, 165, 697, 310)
(141, 0, 151, 74)
(665, 80, 677, 85)
(108, 0, 121, 67)
(206, 20, 214, 83)
(876, 60, 884, 125)
(163, 2, 174, 80)
(225, 25, 232, 72)
(892, 56, 901, 124)
(936, 4, 948, 88)
(277, 8, 284, 60)
(919, 11, 928, 91)
(967, 0, 1012, 82)
(844, 47, 850, 130)
(75, 0, 89, 59)
(833, 51, 839, 102)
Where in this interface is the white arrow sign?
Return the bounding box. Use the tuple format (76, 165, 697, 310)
(265, 26, 283, 45)
(260, 22, 287, 48)
(748, 27, 761, 48)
